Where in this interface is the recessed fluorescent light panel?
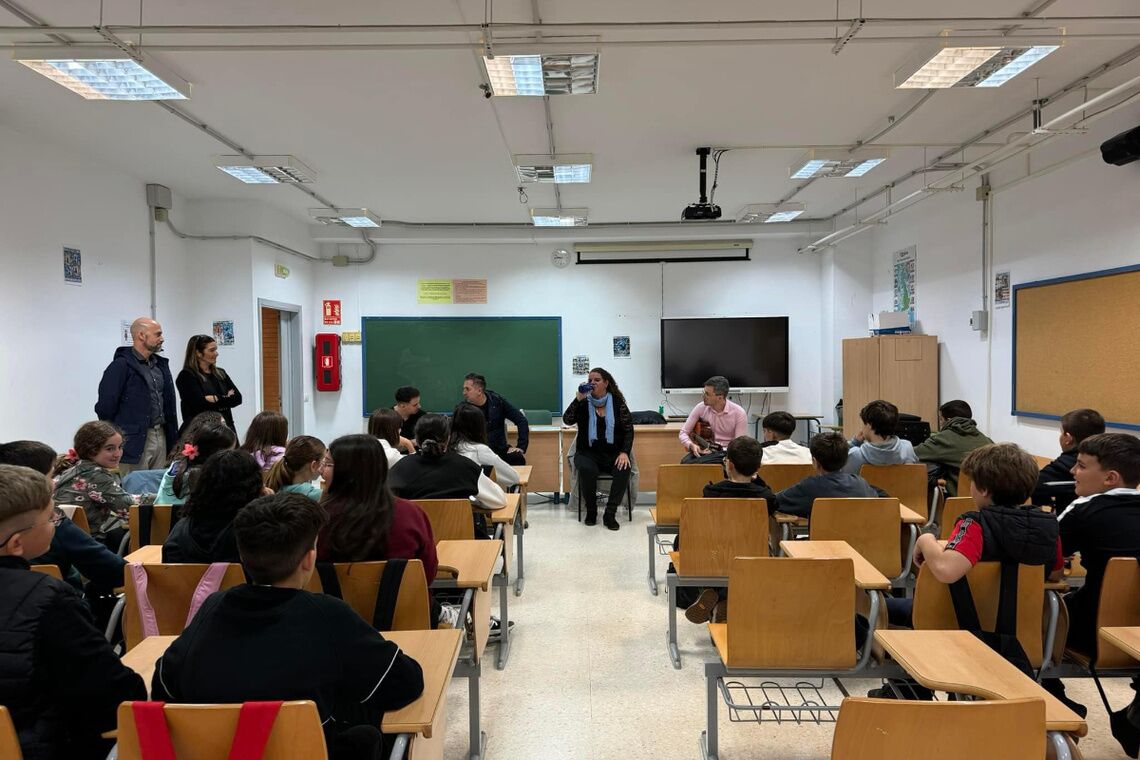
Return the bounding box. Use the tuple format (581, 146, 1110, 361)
(214, 156, 317, 185)
(513, 154, 593, 184)
(13, 46, 190, 100)
(483, 54, 599, 96)
(530, 208, 589, 227)
(896, 44, 1059, 89)
(736, 203, 806, 223)
(790, 149, 888, 180)
(308, 208, 381, 228)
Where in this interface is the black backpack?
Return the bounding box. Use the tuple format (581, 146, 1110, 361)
(948, 560, 1035, 678)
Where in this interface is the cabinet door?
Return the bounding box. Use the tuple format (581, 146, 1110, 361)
(879, 335, 939, 425)
(842, 338, 881, 439)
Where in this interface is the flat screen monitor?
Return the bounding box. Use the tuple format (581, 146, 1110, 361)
(660, 316, 789, 393)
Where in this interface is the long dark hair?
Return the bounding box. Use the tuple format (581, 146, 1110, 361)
(173, 422, 237, 498)
(181, 334, 230, 382)
(241, 411, 288, 460)
(182, 449, 263, 522)
(367, 408, 402, 447)
(449, 403, 488, 447)
(168, 411, 225, 461)
(414, 414, 450, 460)
(589, 366, 628, 408)
(321, 434, 394, 560)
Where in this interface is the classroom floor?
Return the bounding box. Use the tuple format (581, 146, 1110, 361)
(442, 499, 1135, 759)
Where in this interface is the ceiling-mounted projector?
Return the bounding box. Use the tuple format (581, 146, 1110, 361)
(681, 147, 722, 221)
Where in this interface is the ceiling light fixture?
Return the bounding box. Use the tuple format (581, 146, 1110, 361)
(309, 208, 381, 228)
(13, 46, 191, 100)
(530, 208, 589, 227)
(483, 54, 599, 96)
(214, 155, 317, 184)
(790, 149, 888, 179)
(736, 203, 806, 223)
(513, 154, 593, 184)
(895, 44, 1059, 89)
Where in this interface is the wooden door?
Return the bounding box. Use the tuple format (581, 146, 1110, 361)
(842, 337, 881, 438)
(260, 307, 282, 413)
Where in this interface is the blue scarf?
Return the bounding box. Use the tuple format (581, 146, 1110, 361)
(587, 392, 615, 445)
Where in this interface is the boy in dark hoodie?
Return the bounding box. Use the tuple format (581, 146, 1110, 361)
(771, 432, 884, 518)
(913, 400, 994, 496)
(1032, 408, 1105, 511)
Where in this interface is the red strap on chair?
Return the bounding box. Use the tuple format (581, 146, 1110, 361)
(226, 701, 284, 760)
(131, 702, 177, 760)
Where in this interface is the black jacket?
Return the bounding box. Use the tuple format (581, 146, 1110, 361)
(175, 368, 243, 433)
(388, 452, 482, 500)
(0, 557, 145, 760)
(476, 389, 530, 454)
(1032, 449, 1078, 510)
(398, 409, 426, 441)
(151, 585, 423, 744)
(702, 478, 777, 504)
(30, 512, 125, 591)
(563, 396, 634, 456)
(94, 346, 178, 464)
(956, 505, 1059, 566)
(162, 515, 241, 564)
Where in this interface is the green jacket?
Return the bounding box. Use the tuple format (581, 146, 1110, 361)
(913, 417, 993, 496)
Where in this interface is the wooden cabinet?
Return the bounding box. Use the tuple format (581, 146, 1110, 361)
(842, 335, 939, 439)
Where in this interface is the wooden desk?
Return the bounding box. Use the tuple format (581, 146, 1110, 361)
(125, 544, 162, 564)
(630, 423, 686, 493)
(506, 426, 563, 494)
(874, 629, 1087, 736)
(779, 540, 891, 591)
(513, 465, 532, 528)
(1100, 626, 1140, 662)
(490, 490, 525, 597)
(434, 540, 501, 666)
(899, 504, 925, 524)
(122, 635, 176, 694)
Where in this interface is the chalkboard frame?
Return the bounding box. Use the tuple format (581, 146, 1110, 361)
(1011, 262, 1140, 431)
(360, 316, 563, 417)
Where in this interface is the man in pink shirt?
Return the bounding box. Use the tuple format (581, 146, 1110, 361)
(679, 376, 748, 464)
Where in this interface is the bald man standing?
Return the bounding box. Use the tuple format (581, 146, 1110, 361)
(95, 317, 178, 473)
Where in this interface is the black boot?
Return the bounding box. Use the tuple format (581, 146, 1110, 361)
(603, 508, 620, 531)
(584, 508, 597, 526)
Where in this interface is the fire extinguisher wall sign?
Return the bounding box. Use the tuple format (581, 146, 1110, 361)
(315, 333, 341, 391)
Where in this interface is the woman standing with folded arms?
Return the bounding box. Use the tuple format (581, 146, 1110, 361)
(564, 367, 634, 530)
(175, 334, 243, 434)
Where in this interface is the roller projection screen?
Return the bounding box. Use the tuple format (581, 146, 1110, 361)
(660, 317, 790, 392)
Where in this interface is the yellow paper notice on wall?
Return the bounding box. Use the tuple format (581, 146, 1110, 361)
(417, 279, 453, 304)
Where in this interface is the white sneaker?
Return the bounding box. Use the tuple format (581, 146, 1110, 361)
(438, 603, 461, 629)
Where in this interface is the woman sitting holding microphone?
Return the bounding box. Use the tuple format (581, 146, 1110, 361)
(563, 367, 634, 530)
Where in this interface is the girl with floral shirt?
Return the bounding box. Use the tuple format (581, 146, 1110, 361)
(52, 421, 154, 546)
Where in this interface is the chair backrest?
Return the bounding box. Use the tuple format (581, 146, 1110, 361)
(414, 499, 475, 542)
(1032, 455, 1052, 470)
(115, 700, 327, 760)
(0, 706, 21, 760)
(678, 498, 769, 577)
(912, 562, 1046, 667)
(304, 560, 431, 631)
(860, 464, 929, 519)
(809, 498, 903, 578)
(1094, 557, 1140, 668)
(58, 504, 90, 534)
(940, 497, 976, 540)
(31, 564, 63, 580)
(956, 470, 974, 500)
(758, 463, 816, 493)
(521, 409, 553, 426)
(830, 697, 1045, 760)
(726, 556, 856, 669)
(129, 504, 178, 551)
(655, 464, 723, 524)
(124, 563, 248, 651)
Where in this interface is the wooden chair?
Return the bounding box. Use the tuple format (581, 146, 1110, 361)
(860, 463, 929, 520)
(831, 697, 1046, 760)
(31, 564, 63, 580)
(912, 562, 1047, 668)
(1083, 557, 1140, 669)
(115, 700, 327, 760)
(957, 470, 974, 500)
(1033, 455, 1053, 470)
(305, 560, 432, 631)
(414, 499, 476, 542)
(0, 706, 21, 760)
(758, 463, 815, 493)
(939, 496, 976, 540)
(128, 503, 178, 551)
(809, 498, 908, 583)
(670, 498, 769, 578)
(653, 464, 723, 525)
(123, 563, 248, 651)
(58, 504, 90, 534)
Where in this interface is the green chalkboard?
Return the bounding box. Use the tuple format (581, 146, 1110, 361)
(361, 317, 562, 416)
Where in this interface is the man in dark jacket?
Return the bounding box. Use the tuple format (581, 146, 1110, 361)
(1032, 408, 1105, 511)
(95, 317, 178, 473)
(462, 372, 530, 465)
(913, 400, 994, 496)
(0, 464, 145, 760)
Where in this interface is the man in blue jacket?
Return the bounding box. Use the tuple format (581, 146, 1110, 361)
(462, 372, 529, 465)
(95, 317, 178, 473)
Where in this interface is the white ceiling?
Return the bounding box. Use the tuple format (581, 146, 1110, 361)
(2, 0, 1139, 225)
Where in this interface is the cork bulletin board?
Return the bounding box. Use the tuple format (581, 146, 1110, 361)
(1013, 264, 1140, 430)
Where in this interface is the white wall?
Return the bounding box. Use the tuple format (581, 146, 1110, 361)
(853, 107, 1140, 455)
(309, 236, 826, 444)
(0, 122, 189, 451)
